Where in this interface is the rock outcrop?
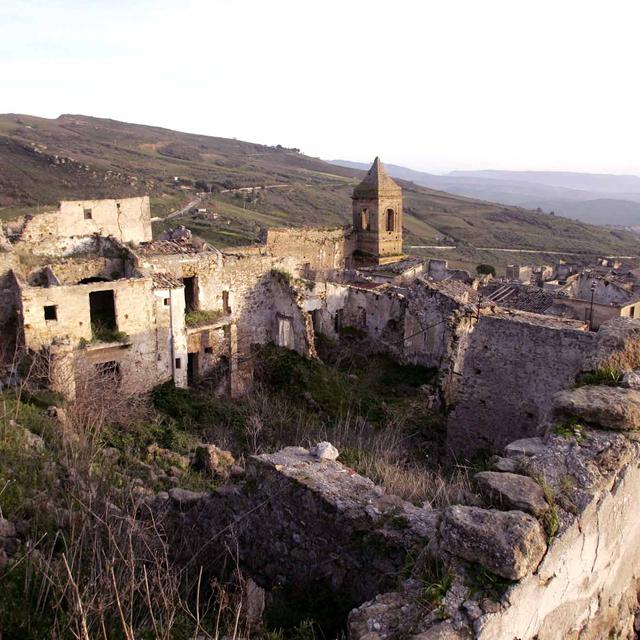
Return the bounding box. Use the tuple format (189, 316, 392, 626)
(553, 385, 640, 430)
(474, 471, 548, 515)
(441, 506, 547, 580)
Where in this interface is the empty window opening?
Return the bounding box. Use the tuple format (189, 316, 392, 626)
(175, 357, 182, 369)
(222, 290, 231, 314)
(386, 208, 396, 232)
(277, 315, 295, 350)
(89, 289, 117, 339)
(359, 307, 367, 329)
(631, 306, 636, 319)
(311, 309, 321, 333)
(95, 361, 121, 384)
(163, 297, 170, 306)
(334, 308, 343, 334)
(83, 208, 93, 220)
(44, 305, 57, 321)
(204, 346, 214, 354)
(187, 352, 199, 385)
(360, 208, 370, 231)
(183, 276, 198, 313)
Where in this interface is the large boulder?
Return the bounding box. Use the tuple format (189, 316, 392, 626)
(475, 471, 548, 515)
(440, 506, 547, 580)
(553, 386, 640, 431)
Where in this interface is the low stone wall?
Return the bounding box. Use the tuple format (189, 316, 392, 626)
(157, 446, 437, 611)
(350, 383, 640, 639)
(156, 382, 640, 639)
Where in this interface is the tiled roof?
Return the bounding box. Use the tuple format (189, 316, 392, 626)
(137, 239, 200, 256)
(481, 282, 555, 314)
(151, 272, 183, 289)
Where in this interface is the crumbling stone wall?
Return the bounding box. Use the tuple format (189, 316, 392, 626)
(12, 196, 151, 251)
(310, 279, 476, 396)
(138, 247, 314, 374)
(447, 311, 595, 456)
(157, 446, 436, 611)
(448, 315, 640, 457)
(0, 252, 21, 351)
(17, 275, 181, 396)
(263, 227, 355, 274)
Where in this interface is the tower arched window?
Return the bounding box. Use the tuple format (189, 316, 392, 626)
(360, 208, 369, 231)
(386, 208, 396, 232)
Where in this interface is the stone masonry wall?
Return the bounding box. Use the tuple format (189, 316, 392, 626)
(13, 196, 151, 251)
(264, 227, 355, 274)
(157, 446, 437, 612)
(448, 315, 640, 457)
(447, 311, 595, 457)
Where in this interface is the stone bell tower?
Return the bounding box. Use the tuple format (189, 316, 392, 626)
(352, 157, 404, 264)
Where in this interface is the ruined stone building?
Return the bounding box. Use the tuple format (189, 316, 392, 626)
(6, 159, 640, 638)
(2, 157, 640, 464)
(483, 260, 640, 329)
(0, 159, 413, 400)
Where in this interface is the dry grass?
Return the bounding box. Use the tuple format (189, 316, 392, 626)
(0, 351, 258, 640)
(233, 389, 472, 508)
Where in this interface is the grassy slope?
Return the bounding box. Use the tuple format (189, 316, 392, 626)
(1, 113, 639, 271)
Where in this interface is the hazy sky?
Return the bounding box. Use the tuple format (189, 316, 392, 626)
(2, 0, 640, 174)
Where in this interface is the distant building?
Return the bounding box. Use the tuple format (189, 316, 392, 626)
(506, 264, 532, 285)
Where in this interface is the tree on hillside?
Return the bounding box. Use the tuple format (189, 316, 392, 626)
(476, 264, 496, 277)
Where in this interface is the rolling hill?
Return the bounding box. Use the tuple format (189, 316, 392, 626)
(1, 113, 640, 272)
(331, 160, 640, 228)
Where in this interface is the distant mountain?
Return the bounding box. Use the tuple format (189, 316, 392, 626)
(449, 170, 640, 194)
(329, 160, 640, 227)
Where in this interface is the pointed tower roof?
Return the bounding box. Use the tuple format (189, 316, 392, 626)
(352, 157, 402, 198)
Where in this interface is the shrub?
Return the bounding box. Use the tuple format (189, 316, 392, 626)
(476, 264, 496, 276)
(575, 366, 623, 387)
(185, 308, 226, 327)
(90, 321, 129, 343)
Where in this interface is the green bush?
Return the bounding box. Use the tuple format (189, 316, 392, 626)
(575, 366, 623, 387)
(476, 263, 496, 276)
(90, 321, 129, 343)
(185, 308, 227, 327)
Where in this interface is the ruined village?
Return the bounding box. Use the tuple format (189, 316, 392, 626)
(2, 155, 640, 639)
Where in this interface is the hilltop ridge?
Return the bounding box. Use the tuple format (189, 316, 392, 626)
(1, 113, 639, 269)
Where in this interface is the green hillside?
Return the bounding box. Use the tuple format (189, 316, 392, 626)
(1, 113, 639, 271)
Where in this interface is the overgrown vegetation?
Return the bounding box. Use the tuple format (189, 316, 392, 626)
(185, 308, 227, 327)
(575, 366, 623, 387)
(553, 416, 586, 442)
(0, 343, 470, 638)
(0, 365, 258, 639)
(152, 344, 470, 507)
(89, 320, 129, 344)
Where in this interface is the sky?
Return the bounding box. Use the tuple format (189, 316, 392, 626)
(2, 0, 640, 175)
